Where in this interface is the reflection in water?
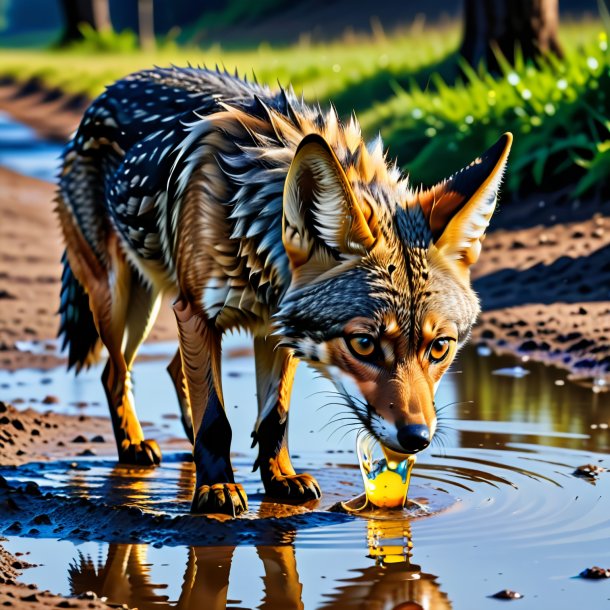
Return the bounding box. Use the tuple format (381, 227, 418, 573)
(318, 521, 450, 610)
(451, 349, 610, 453)
(67, 520, 449, 610)
(68, 542, 304, 609)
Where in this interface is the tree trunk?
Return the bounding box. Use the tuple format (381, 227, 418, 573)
(58, 0, 111, 45)
(460, 0, 563, 70)
(138, 0, 156, 51)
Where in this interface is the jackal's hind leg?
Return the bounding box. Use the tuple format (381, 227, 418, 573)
(99, 276, 161, 466)
(173, 298, 247, 516)
(252, 337, 321, 502)
(167, 349, 194, 443)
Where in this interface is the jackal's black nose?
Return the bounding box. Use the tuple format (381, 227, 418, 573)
(396, 424, 430, 453)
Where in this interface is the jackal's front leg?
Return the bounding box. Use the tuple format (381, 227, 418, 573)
(252, 337, 321, 502)
(173, 298, 247, 516)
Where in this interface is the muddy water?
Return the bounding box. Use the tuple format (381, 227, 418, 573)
(2, 340, 610, 610)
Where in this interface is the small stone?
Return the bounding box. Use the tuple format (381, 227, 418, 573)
(33, 513, 51, 525)
(11, 419, 24, 431)
(579, 566, 610, 579)
(24, 481, 41, 495)
(42, 395, 60, 405)
(574, 464, 607, 478)
(90, 435, 105, 443)
(77, 592, 98, 600)
(20, 594, 38, 603)
(71, 435, 87, 443)
(490, 589, 523, 599)
(519, 340, 538, 352)
(77, 449, 96, 457)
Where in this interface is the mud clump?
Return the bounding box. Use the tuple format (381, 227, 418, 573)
(489, 589, 524, 600)
(579, 566, 610, 579)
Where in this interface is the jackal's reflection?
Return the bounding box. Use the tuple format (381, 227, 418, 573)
(68, 520, 449, 610)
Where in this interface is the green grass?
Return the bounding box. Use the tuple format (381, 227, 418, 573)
(361, 24, 610, 197)
(0, 23, 457, 101)
(0, 19, 608, 197)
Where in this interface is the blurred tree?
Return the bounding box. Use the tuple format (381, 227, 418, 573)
(137, 0, 155, 50)
(0, 0, 9, 31)
(460, 0, 563, 69)
(58, 0, 111, 44)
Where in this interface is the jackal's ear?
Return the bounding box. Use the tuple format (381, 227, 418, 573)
(419, 133, 512, 271)
(283, 133, 378, 270)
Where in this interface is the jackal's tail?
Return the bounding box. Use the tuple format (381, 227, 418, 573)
(58, 250, 101, 372)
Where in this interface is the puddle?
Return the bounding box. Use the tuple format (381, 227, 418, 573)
(2, 342, 610, 609)
(0, 110, 63, 180)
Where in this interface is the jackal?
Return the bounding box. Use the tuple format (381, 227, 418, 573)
(56, 66, 511, 516)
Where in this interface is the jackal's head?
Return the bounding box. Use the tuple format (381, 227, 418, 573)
(276, 132, 512, 456)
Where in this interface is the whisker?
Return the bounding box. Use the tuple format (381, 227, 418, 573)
(320, 416, 361, 432)
(339, 428, 361, 442)
(327, 422, 361, 441)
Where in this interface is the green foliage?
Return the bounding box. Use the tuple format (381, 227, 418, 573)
(69, 24, 140, 54)
(361, 28, 610, 197)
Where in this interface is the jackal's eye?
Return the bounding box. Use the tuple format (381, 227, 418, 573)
(428, 338, 452, 363)
(347, 334, 376, 359)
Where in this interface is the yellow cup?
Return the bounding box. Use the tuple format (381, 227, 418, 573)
(355, 436, 416, 509)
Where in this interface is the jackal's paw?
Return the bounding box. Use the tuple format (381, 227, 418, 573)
(119, 439, 162, 466)
(264, 473, 321, 502)
(191, 483, 248, 517)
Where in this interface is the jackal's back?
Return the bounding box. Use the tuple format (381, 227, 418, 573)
(58, 66, 404, 332)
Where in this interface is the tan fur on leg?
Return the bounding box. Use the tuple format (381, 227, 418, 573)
(173, 299, 222, 438)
